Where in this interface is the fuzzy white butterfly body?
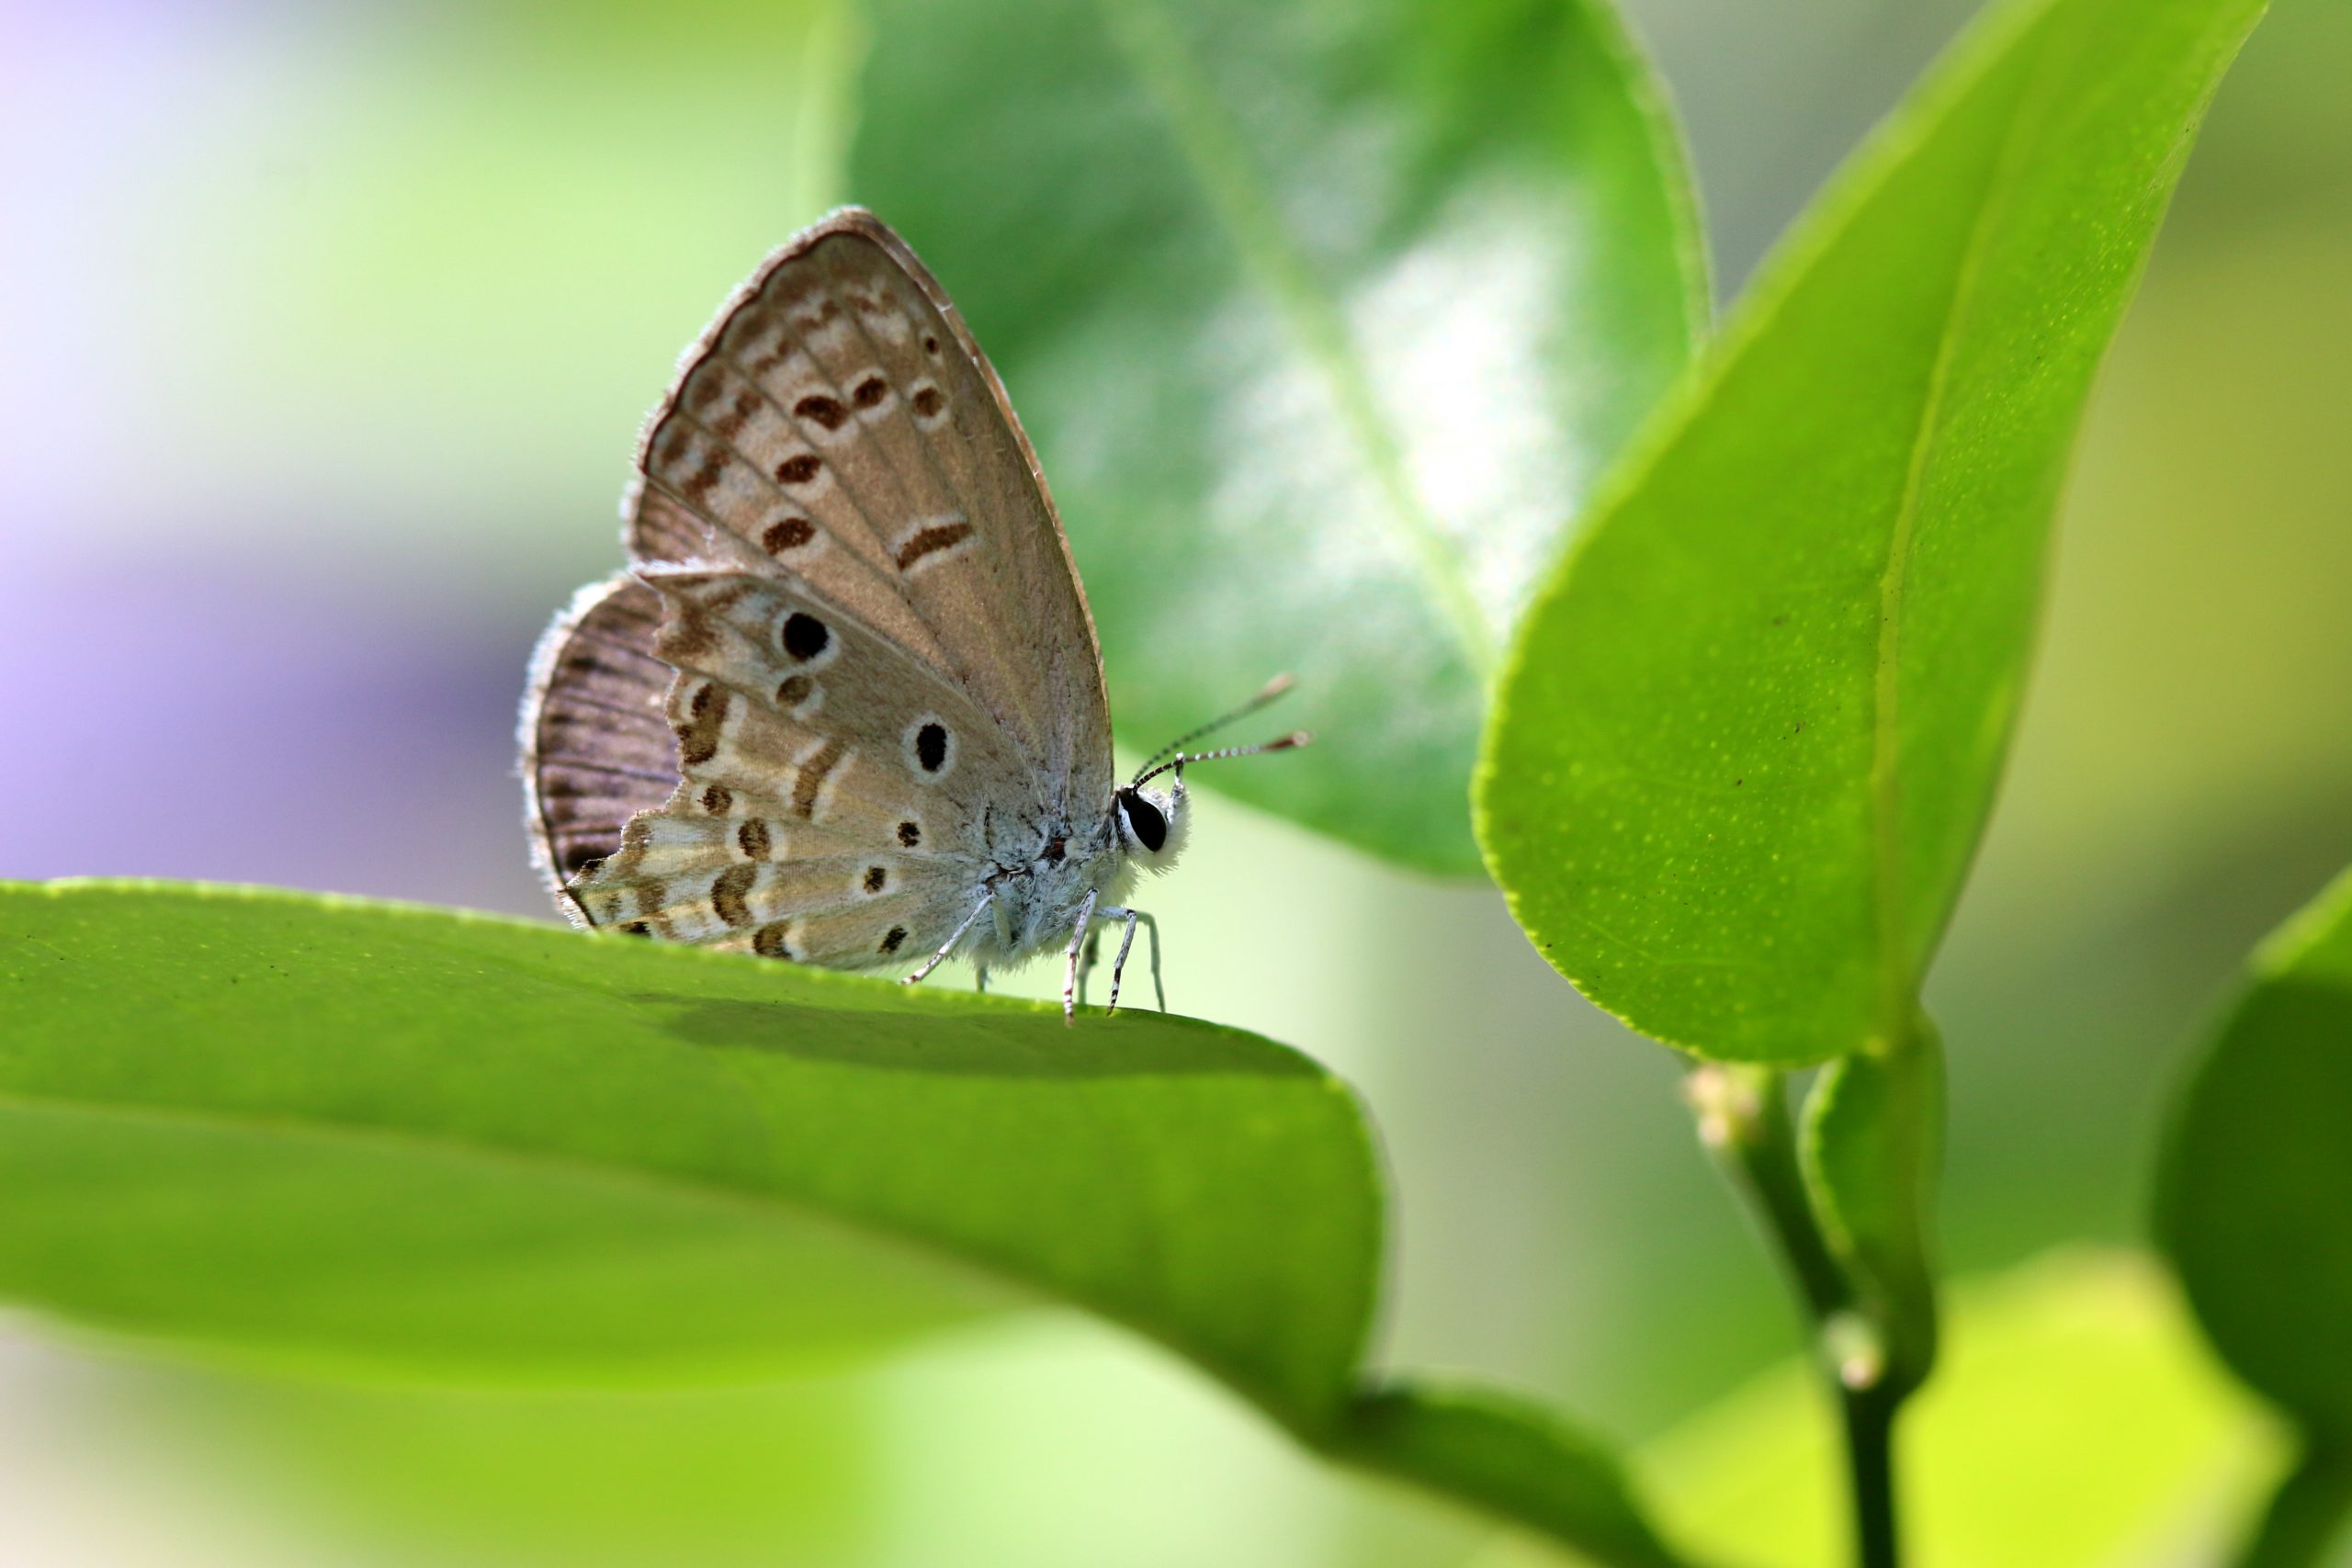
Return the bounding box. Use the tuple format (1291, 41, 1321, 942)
(520, 209, 1293, 1018)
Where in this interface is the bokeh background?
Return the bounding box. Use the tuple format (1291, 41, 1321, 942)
(4, 0, 2347, 1563)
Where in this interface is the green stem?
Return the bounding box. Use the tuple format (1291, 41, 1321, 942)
(1684, 1065, 1902, 1568)
(2240, 1428, 2352, 1568)
(1841, 1384, 1900, 1568)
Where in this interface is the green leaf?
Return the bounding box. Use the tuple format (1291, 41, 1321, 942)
(1476, 0, 2267, 1061)
(0, 881, 1698, 1566)
(2159, 867, 2352, 1562)
(1800, 1026, 1944, 1399)
(1335, 1382, 1688, 1568)
(0, 880, 1375, 1428)
(849, 0, 1705, 874)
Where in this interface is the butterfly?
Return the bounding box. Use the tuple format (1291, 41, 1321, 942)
(519, 208, 1306, 1020)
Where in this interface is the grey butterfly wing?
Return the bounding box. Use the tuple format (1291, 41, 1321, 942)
(524, 209, 1112, 966)
(626, 208, 1114, 818)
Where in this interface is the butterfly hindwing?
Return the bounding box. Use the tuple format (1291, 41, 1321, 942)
(561, 567, 1041, 966)
(519, 574, 680, 914)
(564, 809, 980, 968)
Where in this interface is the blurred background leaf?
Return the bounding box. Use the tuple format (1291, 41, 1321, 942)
(851, 0, 1706, 873)
(2159, 866, 2352, 1564)
(1478, 0, 2268, 1065)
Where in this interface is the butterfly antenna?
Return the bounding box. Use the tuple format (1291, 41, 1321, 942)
(1132, 673, 1296, 784)
(1131, 730, 1312, 791)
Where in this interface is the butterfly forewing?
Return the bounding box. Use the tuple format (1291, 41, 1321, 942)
(630, 211, 1113, 816)
(526, 209, 1114, 970)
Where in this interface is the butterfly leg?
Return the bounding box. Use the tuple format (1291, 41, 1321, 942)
(1061, 889, 1099, 1024)
(973, 964, 989, 995)
(1097, 908, 1162, 1016)
(1076, 926, 1103, 1009)
(906, 893, 992, 987)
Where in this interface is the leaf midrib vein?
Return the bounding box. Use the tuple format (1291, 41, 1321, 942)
(1870, 14, 2079, 1041)
(1093, 0, 1496, 676)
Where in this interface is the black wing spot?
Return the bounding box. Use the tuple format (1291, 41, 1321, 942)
(782, 613, 830, 661)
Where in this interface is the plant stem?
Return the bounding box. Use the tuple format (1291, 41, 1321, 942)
(2240, 1428, 2352, 1568)
(1841, 1384, 1900, 1568)
(1684, 1065, 1902, 1568)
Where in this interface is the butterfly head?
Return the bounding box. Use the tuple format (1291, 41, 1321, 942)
(1118, 674, 1314, 874)
(1114, 779, 1190, 871)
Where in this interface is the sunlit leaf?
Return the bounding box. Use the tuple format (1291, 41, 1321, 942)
(851, 0, 1706, 873)
(1477, 0, 2267, 1061)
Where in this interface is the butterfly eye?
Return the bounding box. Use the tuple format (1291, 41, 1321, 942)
(1118, 789, 1168, 854)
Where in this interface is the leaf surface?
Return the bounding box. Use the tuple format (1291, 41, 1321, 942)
(1477, 0, 2267, 1060)
(1337, 1382, 1687, 1568)
(850, 0, 1706, 873)
(0, 881, 1375, 1428)
(2160, 866, 2352, 1560)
